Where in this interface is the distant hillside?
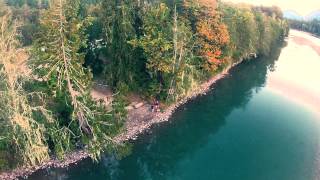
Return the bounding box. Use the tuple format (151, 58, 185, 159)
(306, 10, 320, 21)
(283, 10, 303, 21)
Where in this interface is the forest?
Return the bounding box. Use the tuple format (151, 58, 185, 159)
(288, 19, 320, 36)
(0, 0, 288, 171)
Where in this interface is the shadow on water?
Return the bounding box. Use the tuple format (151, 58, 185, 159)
(27, 42, 286, 180)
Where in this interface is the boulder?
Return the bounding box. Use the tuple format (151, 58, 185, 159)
(125, 106, 134, 110)
(134, 102, 144, 109)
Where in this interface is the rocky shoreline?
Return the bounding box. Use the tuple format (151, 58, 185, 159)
(0, 150, 89, 180)
(0, 61, 242, 180)
(114, 61, 240, 143)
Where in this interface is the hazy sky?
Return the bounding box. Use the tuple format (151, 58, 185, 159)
(223, 0, 320, 16)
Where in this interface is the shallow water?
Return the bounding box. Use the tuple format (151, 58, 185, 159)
(28, 30, 320, 180)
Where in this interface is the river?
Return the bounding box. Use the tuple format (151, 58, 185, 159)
(27, 30, 320, 180)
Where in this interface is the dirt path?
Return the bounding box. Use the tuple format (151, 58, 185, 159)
(91, 83, 157, 140)
(91, 83, 113, 108)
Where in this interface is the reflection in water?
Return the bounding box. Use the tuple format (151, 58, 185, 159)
(112, 43, 285, 180)
(268, 30, 320, 115)
(290, 30, 320, 56)
(28, 30, 320, 180)
(28, 41, 286, 180)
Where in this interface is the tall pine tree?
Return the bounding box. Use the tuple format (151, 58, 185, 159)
(31, 0, 124, 160)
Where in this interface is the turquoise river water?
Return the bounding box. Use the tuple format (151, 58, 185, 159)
(28, 30, 320, 180)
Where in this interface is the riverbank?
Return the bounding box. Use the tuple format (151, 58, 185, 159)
(0, 60, 243, 180)
(114, 61, 242, 143)
(33, 30, 320, 180)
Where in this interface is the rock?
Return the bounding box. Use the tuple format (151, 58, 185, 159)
(125, 106, 134, 110)
(134, 102, 144, 109)
(130, 102, 138, 106)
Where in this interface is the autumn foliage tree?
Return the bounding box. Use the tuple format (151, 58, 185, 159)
(182, 0, 230, 73)
(196, 7, 229, 71)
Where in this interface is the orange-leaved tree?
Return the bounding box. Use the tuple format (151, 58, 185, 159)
(186, 0, 230, 72)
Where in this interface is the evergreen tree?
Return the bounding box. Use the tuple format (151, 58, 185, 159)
(0, 4, 51, 167)
(101, 0, 146, 90)
(31, 0, 124, 160)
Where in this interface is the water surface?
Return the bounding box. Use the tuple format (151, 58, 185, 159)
(28, 30, 320, 180)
